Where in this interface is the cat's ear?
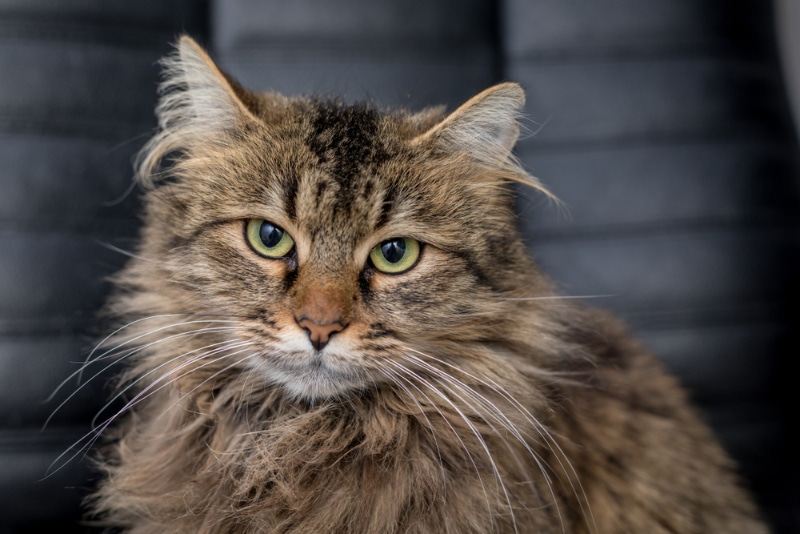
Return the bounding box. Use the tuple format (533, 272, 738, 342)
(137, 36, 259, 183)
(158, 35, 257, 133)
(414, 83, 525, 165)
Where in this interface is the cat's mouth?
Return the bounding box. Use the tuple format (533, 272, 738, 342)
(251, 334, 370, 401)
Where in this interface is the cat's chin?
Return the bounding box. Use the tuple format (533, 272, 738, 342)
(249, 346, 369, 402)
(268, 362, 367, 402)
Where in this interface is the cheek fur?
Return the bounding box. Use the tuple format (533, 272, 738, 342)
(364, 247, 496, 339)
(191, 224, 295, 317)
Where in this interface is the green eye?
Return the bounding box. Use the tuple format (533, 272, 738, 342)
(369, 237, 421, 274)
(245, 219, 295, 258)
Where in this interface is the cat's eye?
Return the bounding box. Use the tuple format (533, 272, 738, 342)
(369, 237, 421, 274)
(245, 219, 295, 258)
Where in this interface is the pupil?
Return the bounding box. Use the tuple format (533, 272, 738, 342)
(381, 239, 406, 264)
(259, 222, 283, 248)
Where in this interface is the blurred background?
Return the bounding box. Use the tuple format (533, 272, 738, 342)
(1, 0, 798, 531)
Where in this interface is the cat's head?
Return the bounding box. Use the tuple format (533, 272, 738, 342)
(118, 36, 554, 402)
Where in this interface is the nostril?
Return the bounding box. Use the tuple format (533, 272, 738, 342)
(296, 317, 345, 351)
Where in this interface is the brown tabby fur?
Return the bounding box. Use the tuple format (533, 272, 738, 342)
(87, 36, 767, 533)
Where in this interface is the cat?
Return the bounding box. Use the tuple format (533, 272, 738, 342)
(84, 35, 768, 533)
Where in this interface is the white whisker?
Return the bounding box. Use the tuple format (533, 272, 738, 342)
(46, 339, 256, 478)
(383, 358, 515, 533)
(44, 324, 239, 430)
(90, 338, 251, 428)
(109, 341, 257, 425)
(373, 362, 448, 489)
(47, 313, 189, 402)
(396, 351, 557, 531)
(97, 241, 159, 263)
(402, 346, 596, 534)
(156, 347, 262, 422)
(496, 294, 615, 302)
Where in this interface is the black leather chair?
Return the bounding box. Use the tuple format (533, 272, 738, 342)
(0, 3, 208, 532)
(1, 1, 797, 531)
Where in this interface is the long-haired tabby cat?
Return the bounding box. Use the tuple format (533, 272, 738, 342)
(84, 36, 767, 533)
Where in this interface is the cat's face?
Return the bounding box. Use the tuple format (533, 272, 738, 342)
(125, 37, 549, 401)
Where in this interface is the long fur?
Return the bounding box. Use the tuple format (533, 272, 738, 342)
(75, 36, 767, 533)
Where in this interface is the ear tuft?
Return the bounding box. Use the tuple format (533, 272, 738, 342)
(136, 35, 255, 184)
(159, 35, 252, 133)
(416, 83, 526, 165)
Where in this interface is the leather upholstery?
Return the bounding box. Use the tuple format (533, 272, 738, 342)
(0, 2, 207, 531)
(503, 2, 800, 529)
(1, 0, 797, 531)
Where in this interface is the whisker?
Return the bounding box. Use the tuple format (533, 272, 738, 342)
(234, 357, 265, 427)
(383, 359, 513, 533)
(400, 353, 546, 460)
(44, 324, 239, 430)
(46, 340, 256, 478)
(67, 316, 241, 395)
(97, 241, 159, 263)
(47, 313, 189, 402)
(90, 338, 251, 428)
(109, 341, 257, 426)
(495, 294, 615, 302)
(382, 361, 497, 531)
(373, 362, 448, 489)
(91, 319, 241, 364)
(155, 347, 262, 424)
(402, 346, 595, 534)
(397, 352, 556, 527)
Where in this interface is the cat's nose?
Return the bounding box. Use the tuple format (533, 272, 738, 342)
(292, 272, 354, 351)
(296, 317, 344, 351)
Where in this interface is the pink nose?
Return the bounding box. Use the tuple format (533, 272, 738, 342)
(296, 317, 344, 351)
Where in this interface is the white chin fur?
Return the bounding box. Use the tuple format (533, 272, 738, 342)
(254, 334, 366, 401)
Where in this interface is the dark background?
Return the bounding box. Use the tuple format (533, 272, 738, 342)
(1, 1, 798, 532)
